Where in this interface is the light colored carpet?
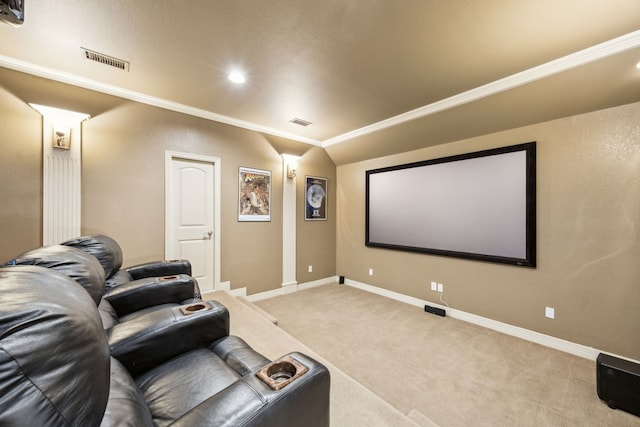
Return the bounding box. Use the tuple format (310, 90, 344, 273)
(255, 283, 640, 427)
(205, 290, 422, 427)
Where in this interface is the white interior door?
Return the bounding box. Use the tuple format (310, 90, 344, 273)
(166, 154, 216, 291)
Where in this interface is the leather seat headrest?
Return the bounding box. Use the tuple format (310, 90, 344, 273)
(8, 245, 106, 305)
(62, 234, 123, 280)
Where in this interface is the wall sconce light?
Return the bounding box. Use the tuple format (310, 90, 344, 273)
(287, 162, 298, 179)
(53, 125, 72, 150)
(282, 154, 301, 180)
(29, 104, 90, 150)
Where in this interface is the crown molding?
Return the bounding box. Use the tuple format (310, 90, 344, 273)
(0, 54, 323, 147)
(2, 29, 639, 150)
(322, 29, 640, 147)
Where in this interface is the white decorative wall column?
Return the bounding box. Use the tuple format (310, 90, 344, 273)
(282, 154, 300, 294)
(31, 105, 90, 245)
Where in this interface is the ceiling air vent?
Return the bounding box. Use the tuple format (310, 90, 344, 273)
(289, 118, 313, 127)
(81, 48, 130, 71)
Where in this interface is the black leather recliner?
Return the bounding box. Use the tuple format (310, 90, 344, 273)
(0, 265, 331, 426)
(5, 245, 209, 364)
(61, 234, 197, 294)
(5, 243, 221, 365)
(7, 238, 200, 330)
(61, 234, 203, 327)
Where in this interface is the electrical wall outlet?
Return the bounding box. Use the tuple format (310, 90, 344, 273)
(308, 265, 313, 273)
(368, 268, 373, 276)
(437, 283, 444, 293)
(430, 281, 438, 291)
(545, 307, 555, 319)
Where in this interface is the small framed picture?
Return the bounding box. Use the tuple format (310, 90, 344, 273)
(238, 166, 271, 221)
(53, 125, 71, 150)
(305, 176, 327, 221)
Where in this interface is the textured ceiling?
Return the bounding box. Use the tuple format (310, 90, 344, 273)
(1, 0, 639, 164)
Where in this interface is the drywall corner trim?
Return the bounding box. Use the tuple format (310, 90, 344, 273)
(343, 279, 639, 364)
(0, 55, 322, 147)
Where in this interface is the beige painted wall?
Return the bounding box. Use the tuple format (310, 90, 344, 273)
(0, 68, 336, 295)
(83, 101, 293, 295)
(296, 147, 337, 282)
(0, 85, 42, 261)
(82, 102, 336, 295)
(337, 101, 640, 360)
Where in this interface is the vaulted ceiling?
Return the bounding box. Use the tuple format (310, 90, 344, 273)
(1, 1, 639, 165)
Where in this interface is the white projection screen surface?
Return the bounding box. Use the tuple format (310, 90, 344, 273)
(366, 142, 536, 267)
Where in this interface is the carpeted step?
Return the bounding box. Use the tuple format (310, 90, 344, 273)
(237, 296, 278, 325)
(407, 409, 440, 427)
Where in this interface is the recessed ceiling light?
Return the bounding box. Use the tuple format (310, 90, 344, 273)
(228, 70, 246, 84)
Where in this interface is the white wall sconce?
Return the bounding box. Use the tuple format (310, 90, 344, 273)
(282, 154, 300, 180)
(287, 162, 298, 179)
(53, 125, 72, 150)
(29, 104, 90, 149)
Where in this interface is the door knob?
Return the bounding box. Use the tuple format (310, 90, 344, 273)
(204, 230, 213, 239)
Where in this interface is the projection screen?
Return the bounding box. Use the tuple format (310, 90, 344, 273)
(366, 142, 536, 267)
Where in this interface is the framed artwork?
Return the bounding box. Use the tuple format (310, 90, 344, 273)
(238, 166, 271, 221)
(305, 176, 327, 221)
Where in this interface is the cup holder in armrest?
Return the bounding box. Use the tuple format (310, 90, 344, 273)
(179, 302, 212, 315)
(256, 356, 309, 390)
(159, 275, 180, 281)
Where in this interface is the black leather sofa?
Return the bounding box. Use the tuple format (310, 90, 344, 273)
(0, 245, 331, 426)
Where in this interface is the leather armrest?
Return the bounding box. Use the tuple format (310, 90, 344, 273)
(103, 274, 196, 316)
(125, 260, 191, 279)
(170, 352, 331, 427)
(107, 301, 230, 376)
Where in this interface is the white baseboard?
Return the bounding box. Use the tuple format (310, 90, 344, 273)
(212, 276, 638, 364)
(299, 276, 338, 291)
(343, 278, 639, 364)
(202, 287, 248, 298)
(228, 287, 247, 298)
(249, 287, 285, 302)
(281, 281, 298, 295)
(245, 276, 337, 302)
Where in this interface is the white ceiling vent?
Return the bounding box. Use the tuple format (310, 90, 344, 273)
(81, 48, 130, 71)
(289, 118, 313, 127)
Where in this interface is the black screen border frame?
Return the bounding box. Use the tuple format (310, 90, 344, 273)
(365, 142, 536, 268)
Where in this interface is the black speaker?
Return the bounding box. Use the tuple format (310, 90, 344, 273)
(596, 353, 640, 417)
(338, 276, 345, 284)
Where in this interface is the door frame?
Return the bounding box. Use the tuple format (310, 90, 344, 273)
(165, 150, 221, 291)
